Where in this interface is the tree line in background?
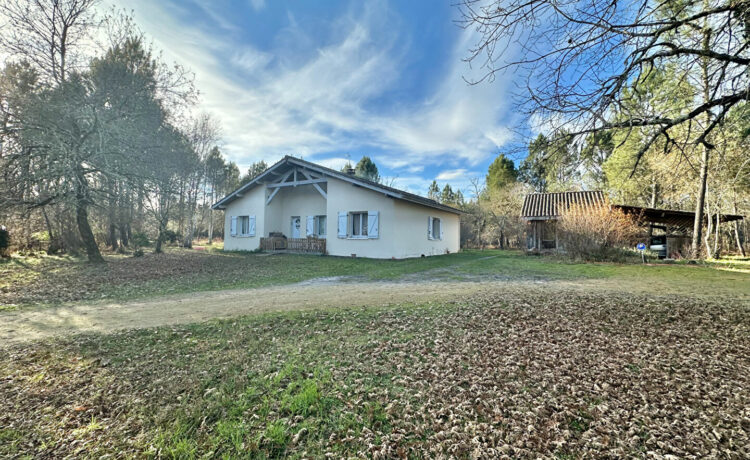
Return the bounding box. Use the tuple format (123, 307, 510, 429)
(457, 0, 750, 258)
(0, 1, 251, 262)
(2, 0, 748, 262)
(425, 126, 749, 257)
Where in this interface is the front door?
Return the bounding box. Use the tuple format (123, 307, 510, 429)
(291, 216, 301, 238)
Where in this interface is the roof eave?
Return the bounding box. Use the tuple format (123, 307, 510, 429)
(211, 155, 465, 215)
(211, 157, 292, 209)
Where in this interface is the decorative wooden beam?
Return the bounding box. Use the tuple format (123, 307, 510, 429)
(265, 170, 294, 205)
(266, 187, 280, 205)
(267, 178, 327, 188)
(297, 170, 328, 199)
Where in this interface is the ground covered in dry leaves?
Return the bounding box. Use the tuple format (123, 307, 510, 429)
(1, 286, 748, 458)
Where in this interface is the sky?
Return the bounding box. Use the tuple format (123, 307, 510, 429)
(111, 0, 521, 197)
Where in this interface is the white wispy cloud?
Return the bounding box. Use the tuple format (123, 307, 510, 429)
(437, 169, 470, 180)
(249, 0, 265, 12)
(313, 156, 350, 171)
(112, 0, 516, 180)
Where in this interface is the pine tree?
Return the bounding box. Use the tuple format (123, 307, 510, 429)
(486, 153, 518, 192)
(441, 184, 456, 204)
(354, 156, 380, 182)
(427, 180, 440, 201)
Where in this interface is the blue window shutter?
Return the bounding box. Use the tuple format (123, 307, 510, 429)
(337, 212, 347, 238)
(368, 211, 379, 238)
(306, 216, 314, 237)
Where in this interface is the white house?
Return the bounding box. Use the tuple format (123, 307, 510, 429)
(212, 156, 461, 258)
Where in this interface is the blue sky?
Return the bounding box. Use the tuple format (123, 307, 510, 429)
(113, 0, 523, 196)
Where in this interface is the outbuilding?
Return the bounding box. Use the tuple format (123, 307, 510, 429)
(521, 191, 744, 257)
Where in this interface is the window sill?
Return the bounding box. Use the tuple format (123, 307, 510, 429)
(347, 236, 370, 240)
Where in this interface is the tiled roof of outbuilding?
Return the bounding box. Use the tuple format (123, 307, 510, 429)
(521, 191, 606, 219)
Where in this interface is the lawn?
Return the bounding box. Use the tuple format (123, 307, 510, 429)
(1, 287, 748, 458)
(2, 248, 749, 309)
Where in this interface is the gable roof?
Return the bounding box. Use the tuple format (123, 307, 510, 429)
(212, 156, 463, 215)
(521, 191, 605, 219)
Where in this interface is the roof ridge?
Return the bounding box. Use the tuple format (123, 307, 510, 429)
(212, 156, 463, 214)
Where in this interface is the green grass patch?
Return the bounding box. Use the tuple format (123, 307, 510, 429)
(2, 248, 750, 309)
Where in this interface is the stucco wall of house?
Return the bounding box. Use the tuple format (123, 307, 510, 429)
(223, 184, 266, 251)
(391, 200, 461, 258)
(325, 177, 397, 258)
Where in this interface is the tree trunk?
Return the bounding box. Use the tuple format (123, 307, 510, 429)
(208, 210, 214, 244)
(713, 212, 720, 258)
(647, 180, 658, 241)
(108, 180, 119, 251)
(207, 186, 214, 244)
(119, 223, 129, 247)
(108, 222, 119, 251)
(733, 201, 746, 256)
(734, 220, 746, 257)
(184, 188, 195, 248)
(177, 183, 185, 237)
(703, 207, 712, 258)
(135, 183, 145, 233)
(41, 207, 60, 254)
(692, 11, 712, 259)
(76, 197, 104, 263)
(155, 227, 164, 253)
(692, 146, 709, 258)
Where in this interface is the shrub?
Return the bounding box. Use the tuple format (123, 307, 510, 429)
(162, 229, 181, 244)
(557, 202, 641, 261)
(131, 232, 150, 249)
(30, 231, 50, 244)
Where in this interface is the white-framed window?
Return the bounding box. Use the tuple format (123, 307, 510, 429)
(315, 215, 326, 237)
(239, 216, 250, 235)
(233, 215, 256, 237)
(350, 212, 368, 237)
(428, 216, 442, 240)
(337, 210, 379, 239)
(307, 215, 326, 237)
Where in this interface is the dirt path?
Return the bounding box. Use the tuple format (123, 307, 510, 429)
(0, 280, 504, 345)
(3, 274, 745, 346)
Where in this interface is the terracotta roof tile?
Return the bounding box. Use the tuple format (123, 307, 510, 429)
(521, 191, 605, 218)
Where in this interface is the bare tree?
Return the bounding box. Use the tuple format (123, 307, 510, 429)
(183, 113, 220, 248)
(460, 0, 750, 256)
(0, 0, 99, 84)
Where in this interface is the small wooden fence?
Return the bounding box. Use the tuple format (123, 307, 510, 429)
(260, 237, 326, 254)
